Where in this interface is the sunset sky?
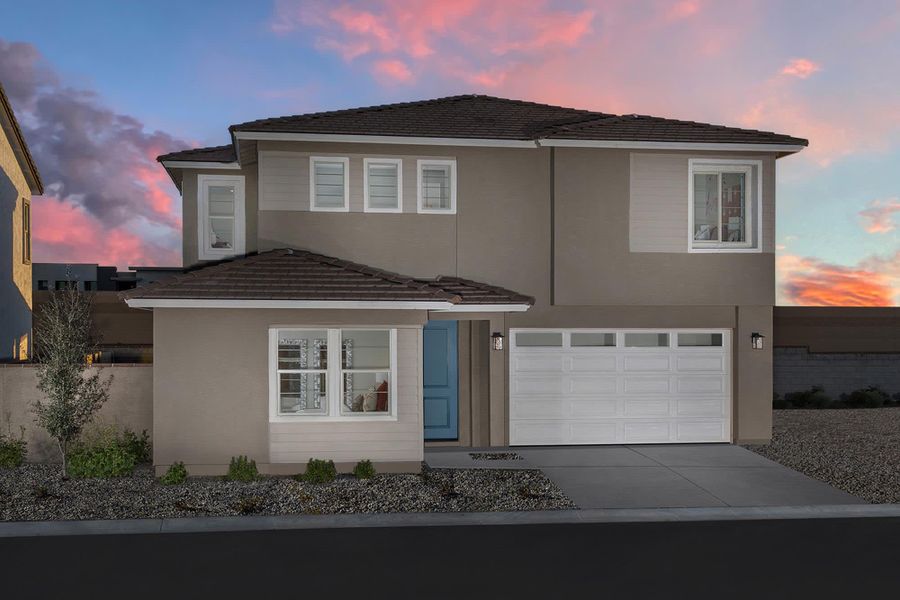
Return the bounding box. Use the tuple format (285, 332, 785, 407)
(1, 0, 898, 305)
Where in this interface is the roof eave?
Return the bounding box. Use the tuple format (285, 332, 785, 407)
(0, 85, 43, 195)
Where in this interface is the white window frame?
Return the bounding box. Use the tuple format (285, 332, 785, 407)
(363, 158, 403, 213)
(269, 327, 398, 422)
(417, 159, 457, 214)
(687, 158, 762, 253)
(197, 174, 245, 261)
(309, 156, 350, 212)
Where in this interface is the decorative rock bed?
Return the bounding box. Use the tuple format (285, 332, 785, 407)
(469, 452, 523, 461)
(746, 407, 900, 504)
(0, 464, 574, 522)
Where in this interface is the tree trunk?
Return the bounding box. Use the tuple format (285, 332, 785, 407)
(58, 440, 68, 479)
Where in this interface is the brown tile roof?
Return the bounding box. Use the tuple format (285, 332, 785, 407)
(158, 144, 236, 163)
(542, 113, 807, 146)
(158, 94, 807, 163)
(418, 276, 535, 306)
(122, 249, 533, 306)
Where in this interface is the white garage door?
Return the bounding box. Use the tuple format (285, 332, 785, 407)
(509, 329, 732, 445)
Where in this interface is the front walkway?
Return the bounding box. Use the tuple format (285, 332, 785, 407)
(425, 444, 863, 509)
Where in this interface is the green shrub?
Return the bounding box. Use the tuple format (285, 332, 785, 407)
(119, 429, 152, 463)
(352, 459, 376, 479)
(0, 428, 27, 468)
(68, 442, 136, 478)
(841, 387, 890, 408)
(783, 386, 832, 409)
(160, 461, 188, 485)
(226, 455, 258, 482)
(298, 458, 336, 484)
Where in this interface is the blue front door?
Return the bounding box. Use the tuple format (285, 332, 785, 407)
(423, 320, 458, 440)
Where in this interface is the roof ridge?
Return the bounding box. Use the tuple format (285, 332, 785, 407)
(229, 94, 599, 133)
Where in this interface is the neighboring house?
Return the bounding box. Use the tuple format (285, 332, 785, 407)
(128, 95, 807, 475)
(773, 307, 900, 398)
(33, 262, 182, 291)
(0, 82, 42, 361)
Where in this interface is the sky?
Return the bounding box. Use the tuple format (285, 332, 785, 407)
(1, 0, 898, 305)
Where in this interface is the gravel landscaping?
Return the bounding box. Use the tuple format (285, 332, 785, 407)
(746, 408, 900, 504)
(0, 464, 574, 522)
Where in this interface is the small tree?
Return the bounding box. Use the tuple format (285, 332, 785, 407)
(33, 282, 112, 477)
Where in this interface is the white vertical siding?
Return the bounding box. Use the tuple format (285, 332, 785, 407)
(268, 327, 424, 464)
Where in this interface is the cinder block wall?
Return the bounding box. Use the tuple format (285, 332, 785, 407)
(774, 347, 900, 398)
(0, 364, 153, 462)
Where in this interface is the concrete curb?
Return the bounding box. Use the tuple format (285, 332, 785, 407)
(1, 504, 899, 538)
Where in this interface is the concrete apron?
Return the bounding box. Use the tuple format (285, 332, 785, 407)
(2, 504, 899, 538)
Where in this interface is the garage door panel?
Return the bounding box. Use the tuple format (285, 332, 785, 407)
(624, 398, 670, 417)
(510, 421, 568, 445)
(675, 355, 726, 372)
(510, 397, 564, 419)
(677, 397, 727, 417)
(511, 374, 563, 394)
(570, 398, 618, 418)
(624, 421, 672, 443)
(623, 376, 671, 394)
(677, 376, 727, 394)
(676, 421, 727, 442)
(623, 355, 671, 372)
(570, 355, 617, 372)
(510, 329, 730, 445)
(571, 422, 618, 444)
(512, 355, 565, 373)
(568, 376, 618, 394)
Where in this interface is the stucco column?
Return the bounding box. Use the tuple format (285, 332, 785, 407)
(735, 305, 774, 444)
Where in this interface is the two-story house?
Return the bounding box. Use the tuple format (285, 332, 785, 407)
(0, 82, 42, 361)
(126, 95, 806, 475)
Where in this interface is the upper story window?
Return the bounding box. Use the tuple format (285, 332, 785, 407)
(310, 157, 349, 212)
(417, 159, 456, 214)
(364, 158, 402, 213)
(22, 199, 31, 264)
(37, 280, 48, 291)
(198, 174, 245, 260)
(689, 159, 760, 252)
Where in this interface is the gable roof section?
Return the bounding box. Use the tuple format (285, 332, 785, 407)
(123, 249, 534, 311)
(157, 144, 236, 164)
(0, 82, 43, 194)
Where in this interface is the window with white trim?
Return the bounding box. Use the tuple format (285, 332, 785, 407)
(689, 160, 759, 251)
(198, 174, 245, 260)
(271, 328, 396, 420)
(310, 156, 349, 211)
(22, 199, 31, 264)
(417, 159, 456, 214)
(364, 158, 402, 212)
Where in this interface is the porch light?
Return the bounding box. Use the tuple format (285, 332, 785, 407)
(491, 332, 505, 351)
(751, 332, 765, 350)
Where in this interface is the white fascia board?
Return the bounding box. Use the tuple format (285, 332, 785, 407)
(125, 298, 453, 310)
(433, 304, 532, 313)
(538, 139, 806, 153)
(161, 161, 242, 170)
(233, 131, 538, 148)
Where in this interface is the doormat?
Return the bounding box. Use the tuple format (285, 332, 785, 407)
(469, 452, 523, 461)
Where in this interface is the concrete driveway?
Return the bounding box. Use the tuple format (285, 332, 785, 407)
(425, 444, 863, 509)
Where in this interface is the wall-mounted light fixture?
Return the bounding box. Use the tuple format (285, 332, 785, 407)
(751, 332, 765, 350)
(491, 332, 505, 351)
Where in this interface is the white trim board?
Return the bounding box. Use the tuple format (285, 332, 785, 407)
(161, 161, 241, 170)
(539, 139, 805, 152)
(125, 299, 454, 310)
(432, 303, 531, 313)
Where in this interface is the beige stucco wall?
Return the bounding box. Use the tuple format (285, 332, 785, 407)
(0, 121, 32, 360)
(0, 364, 153, 462)
(153, 308, 427, 474)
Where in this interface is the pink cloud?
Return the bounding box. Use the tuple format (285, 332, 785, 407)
(665, 0, 700, 21)
(780, 58, 821, 79)
(859, 198, 900, 234)
(778, 253, 899, 306)
(372, 59, 413, 83)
